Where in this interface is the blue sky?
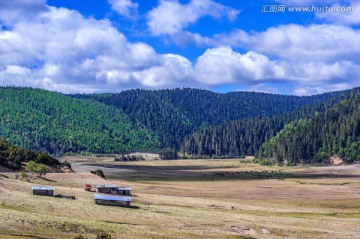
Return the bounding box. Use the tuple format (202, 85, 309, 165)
(0, 0, 359, 95)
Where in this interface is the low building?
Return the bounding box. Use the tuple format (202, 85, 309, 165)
(96, 184, 118, 194)
(94, 194, 131, 207)
(96, 184, 132, 196)
(32, 186, 54, 196)
(115, 187, 132, 196)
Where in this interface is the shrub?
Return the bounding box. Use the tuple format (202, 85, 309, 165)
(25, 161, 47, 176)
(62, 160, 72, 169)
(26, 161, 38, 174)
(96, 231, 115, 239)
(19, 171, 28, 179)
(91, 169, 106, 179)
(37, 164, 47, 177)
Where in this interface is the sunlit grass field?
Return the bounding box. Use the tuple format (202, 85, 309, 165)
(0, 157, 359, 238)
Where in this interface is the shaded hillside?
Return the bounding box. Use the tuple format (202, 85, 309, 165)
(181, 91, 354, 157)
(0, 87, 160, 155)
(74, 88, 348, 150)
(0, 138, 60, 170)
(258, 90, 360, 165)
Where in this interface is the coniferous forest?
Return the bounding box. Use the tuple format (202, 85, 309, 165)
(0, 86, 359, 166)
(181, 90, 355, 157)
(0, 87, 160, 155)
(258, 90, 360, 165)
(74, 88, 349, 151)
(0, 137, 60, 170)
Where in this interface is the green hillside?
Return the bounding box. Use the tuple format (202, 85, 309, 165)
(74, 88, 347, 151)
(257, 90, 360, 165)
(0, 137, 60, 170)
(0, 87, 160, 155)
(0, 86, 357, 160)
(180, 92, 353, 157)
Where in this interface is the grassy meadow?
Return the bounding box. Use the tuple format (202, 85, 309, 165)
(0, 156, 359, 238)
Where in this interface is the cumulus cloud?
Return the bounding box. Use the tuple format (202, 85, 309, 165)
(147, 0, 239, 36)
(194, 47, 285, 85)
(316, 0, 360, 25)
(0, 0, 48, 25)
(0, 0, 197, 93)
(193, 46, 360, 95)
(108, 0, 139, 19)
(214, 24, 360, 63)
(274, 0, 345, 6)
(0, 0, 359, 95)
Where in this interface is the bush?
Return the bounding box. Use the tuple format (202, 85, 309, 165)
(160, 148, 178, 160)
(26, 161, 38, 174)
(74, 232, 116, 239)
(37, 164, 47, 177)
(313, 151, 329, 163)
(96, 231, 115, 239)
(62, 160, 72, 169)
(114, 154, 144, 161)
(19, 171, 28, 180)
(25, 161, 47, 176)
(91, 169, 106, 179)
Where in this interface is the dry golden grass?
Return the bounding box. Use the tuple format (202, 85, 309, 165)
(0, 158, 359, 238)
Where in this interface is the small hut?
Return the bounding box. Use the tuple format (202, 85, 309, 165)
(115, 187, 132, 196)
(94, 194, 131, 207)
(96, 185, 132, 195)
(96, 184, 118, 194)
(32, 186, 54, 196)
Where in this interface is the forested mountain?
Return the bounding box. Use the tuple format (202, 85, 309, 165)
(0, 87, 160, 155)
(181, 91, 354, 157)
(74, 88, 348, 150)
(0, 87, 356, 160)
(0, 137, 59, 170)
(257, 90, 360, 165)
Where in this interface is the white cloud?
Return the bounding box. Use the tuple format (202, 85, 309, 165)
(0, 0, 48, 25)
(193, 46, 360, 95)
(195, 47, 285, 85)
(274, 0, 345, 6)
(214, 24, 360, 63)
(316, 1, 360, 25)
(0, 1, 193, 93)
(133, 54, 193, 88)
(108, 0, 139, 19)
(273, 1, 360, 26)
(0, 0, 359, 96)
(147, 0, 239, 36)
(247, 84, 279, 94)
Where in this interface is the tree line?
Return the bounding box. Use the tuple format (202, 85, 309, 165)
(0, 87, 160, 155)
(74, 87, 348, 151)
(258, 90, 360, 165)
(0, 86, 357, 164)
(180, 90, 355, 158)
(0, 137, 60, 170)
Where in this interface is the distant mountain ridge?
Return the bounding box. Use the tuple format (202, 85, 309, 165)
(0, 86, 357, 163)
(73, 88, 350, 151)
(257, 89, 360, 165)
(0, 87, 160, 155)
(181, 89, 356, 157)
